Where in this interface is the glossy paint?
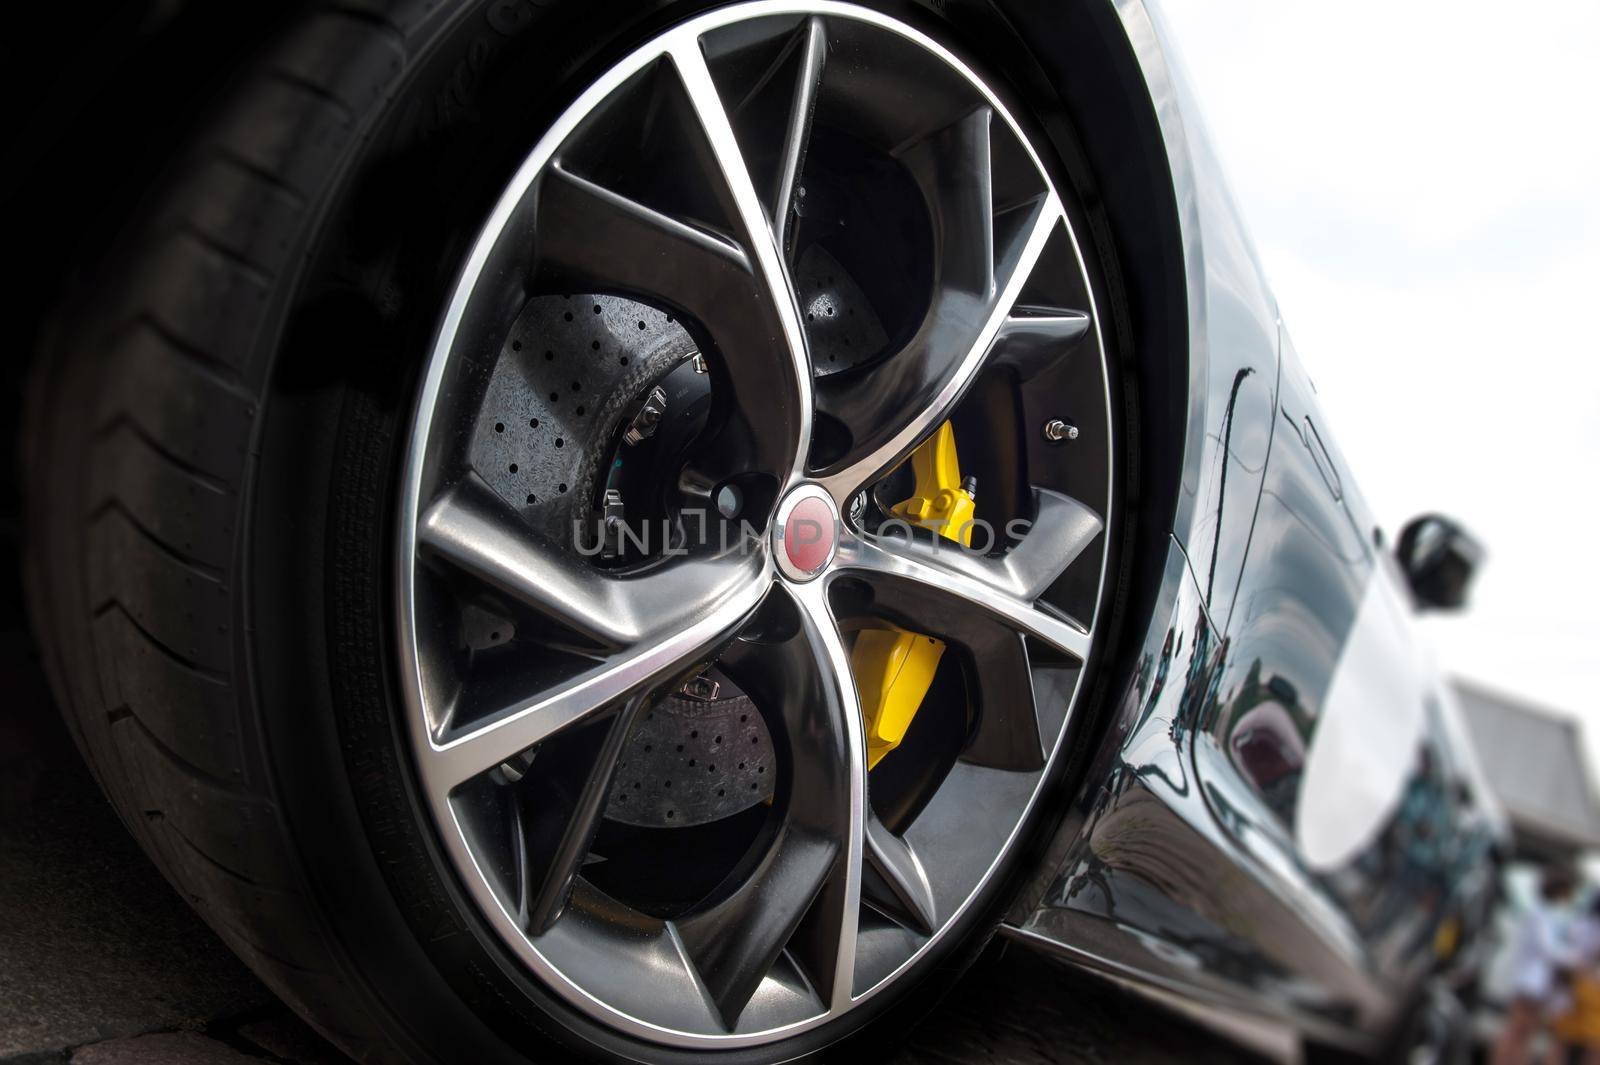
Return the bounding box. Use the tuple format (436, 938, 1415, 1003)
(999, 0, 1502, 1049)
(1011, 540, 1391, 1039)
(1195, 329, 1377, 866)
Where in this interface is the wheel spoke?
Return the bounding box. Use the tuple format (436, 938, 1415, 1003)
(523, 695, 649, 935)
(533, 164, 802, 489)
(814, 190, 1062, 506)
(677, 580, 865, 1023)
(675, 822, 836, 1029)
(669, 39, 814, 487)
(959, 628, 1044, 771)
(834, 489, 1100, 661)
(419, 474, 763, 650)
(991, 304, 1092, 381)
(414, 529, 769, 793)
(784, 579, 865, 1010)
(538, 163, 752, 285)
(830, 512, 1092, 769)
(975, 487, 1106, 601)
(903, 106, 995, 297)
(772, 16, 827, 238)
(863, 812, 936, 934)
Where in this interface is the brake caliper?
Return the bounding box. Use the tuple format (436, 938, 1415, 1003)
(850, 422, 975, 768)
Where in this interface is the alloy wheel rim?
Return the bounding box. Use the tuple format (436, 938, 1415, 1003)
(396, 1, 1114, 1047)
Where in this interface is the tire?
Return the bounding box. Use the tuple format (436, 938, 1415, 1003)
(22, 2, 1127, 1061)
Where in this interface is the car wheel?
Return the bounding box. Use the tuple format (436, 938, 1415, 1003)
(24, 2, 1122, 1060)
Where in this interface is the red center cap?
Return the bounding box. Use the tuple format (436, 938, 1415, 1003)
(781, 493, 836, 578)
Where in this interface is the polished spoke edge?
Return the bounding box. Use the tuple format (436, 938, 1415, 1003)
(787, 578, 867, 1009)
(832, 525, 1092, 662)
(418, 570, 771, 793)
(817, 192, 1064, 507)
(671, 38, 815, 487)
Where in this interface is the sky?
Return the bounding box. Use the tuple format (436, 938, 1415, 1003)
(1156, 1, 1600, 761)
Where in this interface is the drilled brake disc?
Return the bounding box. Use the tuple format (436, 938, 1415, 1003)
(793, 244, 886, 376)
(468, 294, 694, 544)
(604, 681, 776, 828)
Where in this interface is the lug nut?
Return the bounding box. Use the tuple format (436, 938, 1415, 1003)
(715, 483, 743, 519)
(846, 491, 868, 529)
(1042, 418, 1079, 443)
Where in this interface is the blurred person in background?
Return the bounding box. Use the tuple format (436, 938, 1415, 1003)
(1550, 895, 1600, 1064)
(1495, 869, 1580, 1065)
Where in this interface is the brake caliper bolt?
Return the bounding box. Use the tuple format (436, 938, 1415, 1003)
(1042, 418, 1079, 443)
(679, 673, 721, 702)
(602, 489, 625, 559)
(623, 386, 668, 446)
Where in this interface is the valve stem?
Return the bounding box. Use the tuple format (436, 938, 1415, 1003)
(1042, 418, 1079, 443)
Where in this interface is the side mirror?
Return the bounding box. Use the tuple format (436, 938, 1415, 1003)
(1396, 514, 1483, 611)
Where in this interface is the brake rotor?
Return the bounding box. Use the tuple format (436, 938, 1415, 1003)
(604, 673, 776, 828)
(469, 269, 876, 826)
(793, 244, 886, 376)
(468, 294, 695, 544)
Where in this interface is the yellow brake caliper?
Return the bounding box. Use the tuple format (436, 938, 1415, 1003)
(850, 422, 975, 768)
